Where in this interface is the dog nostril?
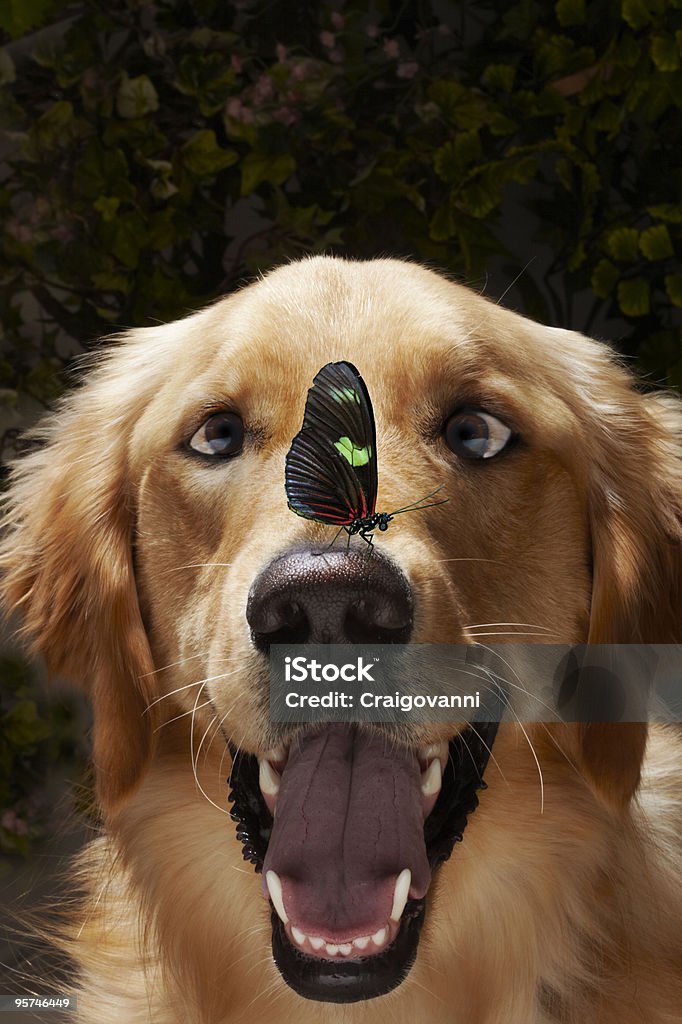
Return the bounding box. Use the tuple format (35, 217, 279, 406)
(246, 548, 413, 650)
(250, 602, 310, 654)
(345, 599, 412, 644)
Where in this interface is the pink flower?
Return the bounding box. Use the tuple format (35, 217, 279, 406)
(1, 810, 28, 835)
(7, 220, 32, 243)
(225, 98, 254, 124)
(397, 61, 418, 79)
(320, 31, 336, 49)
(273, 106, 297, 126)
(291, 61, 310, 82)
(365, 23, 380, 38)
(383, 38, 400, 59)
(253, 74, 275, 103)
(230, 54, 243, 74)
(275, 43, 287, 63)
(331, 12, 345, 30)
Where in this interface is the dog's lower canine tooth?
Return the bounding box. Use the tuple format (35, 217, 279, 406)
(265, 870, 288, 924)
(291, 926, 306, 945)
(421, 757, 442, 796)
(390, 868, 411, 922)
(258, 758, 281, 796)
(371, 927, 387, 946)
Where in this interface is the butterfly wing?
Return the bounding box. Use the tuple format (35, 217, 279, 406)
(285, 361, 378, 525)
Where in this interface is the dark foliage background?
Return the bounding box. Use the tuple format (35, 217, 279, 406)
(0, 0, 681, 855)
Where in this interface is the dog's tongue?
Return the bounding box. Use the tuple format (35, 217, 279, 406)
(262, 725, 431, 937)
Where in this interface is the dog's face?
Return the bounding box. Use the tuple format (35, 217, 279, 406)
(132, 259, 592, 749)
(2, 257, 681, 1008)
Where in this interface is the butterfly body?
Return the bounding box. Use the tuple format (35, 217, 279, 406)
(285, 361, 445, 545)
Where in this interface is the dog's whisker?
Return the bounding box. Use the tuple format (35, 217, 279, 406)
(465, 630, 561, 638)
(471, 642, 545, 811)
(138, 651, 228, 680)
(154, 699, 213, 731)
(188, 683, 230, 816)
(143, 678, 208, 712)
(464, 621, 556, 631)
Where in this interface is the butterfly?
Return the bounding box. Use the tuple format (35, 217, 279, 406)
(284, 361, 447, 547)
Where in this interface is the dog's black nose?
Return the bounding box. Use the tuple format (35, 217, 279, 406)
(246, 547, 413, 649)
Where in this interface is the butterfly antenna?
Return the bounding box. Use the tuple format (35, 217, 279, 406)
(389, 485, 448, 516)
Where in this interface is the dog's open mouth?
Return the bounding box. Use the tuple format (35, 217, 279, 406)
(228, 723, 497, 1003)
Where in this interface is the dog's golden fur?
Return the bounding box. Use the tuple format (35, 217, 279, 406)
(2, 256, 682, 1023)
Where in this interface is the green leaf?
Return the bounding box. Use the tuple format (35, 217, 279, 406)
(28, 101, 76, 154)
(650, 36, 680, 72)
(482, 64, 516, 91)
(117, 74, 159, 119)
(665, 274, 682, 307)
(591, 258, 619, 298)
(240, 153, 295, 195)
(428, 203, 456, 242)
(0, 49, 16, 85)
(74, 141, 135, 201)
(606, 226, 640, 262)
(556, 0, 586, 26)
(647, 204, 682, 223)
(639, 224, 674, 260)
(617, 277, 650, 316)
(94, 196, 121, 222)
(180, 130, 238, 178)
(621, 0, 652, 30)
(0, 0, 57, 38)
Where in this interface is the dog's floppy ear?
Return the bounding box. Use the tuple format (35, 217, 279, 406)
(581, 381, 682, 808)
(0, 331, 167, 812)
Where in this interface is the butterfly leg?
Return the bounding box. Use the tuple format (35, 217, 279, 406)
(360, 530, 375, 561)
(316, 526, 345, 555)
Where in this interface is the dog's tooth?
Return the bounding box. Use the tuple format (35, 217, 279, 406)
(371, 927, 387, 947)
(258, 758, 281, 797)
(263, 746, 286, 764)
(353, 935, 370, 950)
(325, 943, 339, 956)
(418, 741, 448, 764)
(308, 935, 325, 951)
(390, 868, 412, 922)
(421, 757, 442, 797)
(291, 926, 306, 946)
(265, 871, 288, 925)
(337, 943, 352, 956)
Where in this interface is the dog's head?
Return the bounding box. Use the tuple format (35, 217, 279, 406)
(2, 257, 681, 1002)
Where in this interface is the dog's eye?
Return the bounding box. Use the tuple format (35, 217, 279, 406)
(444, 410, 512, 460)
(189, 412, 244, 457)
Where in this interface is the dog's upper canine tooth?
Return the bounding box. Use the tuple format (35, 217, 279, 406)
(265, 870, 288, 925)
(390, 868, 411, 922)
(421, 757, 442, 796)
(418, 741, 448, 764)
(259, 758, 281, 796)
(263, 746, 287, 764)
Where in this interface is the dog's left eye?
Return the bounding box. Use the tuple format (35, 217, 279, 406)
(444, 410, 512, 460)
(189, 412, 244, 457)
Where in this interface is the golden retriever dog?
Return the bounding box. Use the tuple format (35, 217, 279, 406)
(1, 256, 682, 1024)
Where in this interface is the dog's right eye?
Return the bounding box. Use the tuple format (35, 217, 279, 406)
(188, 412, 244, 457)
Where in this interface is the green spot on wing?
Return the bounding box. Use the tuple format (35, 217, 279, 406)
(335, 436, 371, 466)
(330, 386, 360, 404)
